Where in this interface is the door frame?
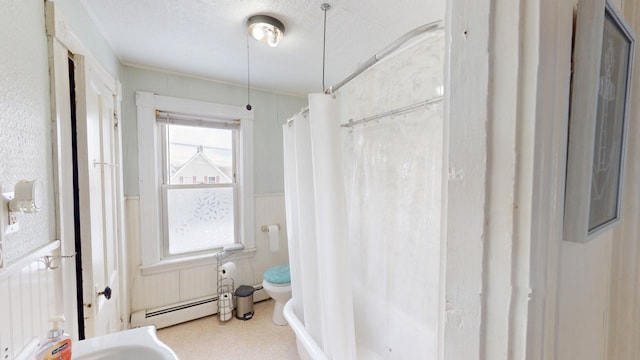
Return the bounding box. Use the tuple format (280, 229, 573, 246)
(45, 1, 128, 340)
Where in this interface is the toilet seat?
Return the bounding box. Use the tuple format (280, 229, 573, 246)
(264, 280, 289, 287)
(263, 264, 290, 285)
(262, 264, 292, 325)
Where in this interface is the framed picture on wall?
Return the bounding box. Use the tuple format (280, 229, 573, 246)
(564, 0, 635, 243)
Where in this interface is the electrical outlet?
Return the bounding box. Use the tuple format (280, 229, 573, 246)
(0, 192, 18, 235)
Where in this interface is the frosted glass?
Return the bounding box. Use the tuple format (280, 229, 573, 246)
(166, 187, 235, 254)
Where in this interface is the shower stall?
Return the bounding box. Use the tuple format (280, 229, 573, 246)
(283, 21, 444, 360)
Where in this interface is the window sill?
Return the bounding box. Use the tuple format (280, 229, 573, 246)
(139, 248, 257, 276)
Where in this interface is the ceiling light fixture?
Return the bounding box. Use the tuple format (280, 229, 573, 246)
(247, 15, 285, 47)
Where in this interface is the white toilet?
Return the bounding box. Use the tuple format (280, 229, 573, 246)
(262, 264, 291, 325)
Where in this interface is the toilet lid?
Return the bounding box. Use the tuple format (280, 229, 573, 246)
(263, 264, 290, 285)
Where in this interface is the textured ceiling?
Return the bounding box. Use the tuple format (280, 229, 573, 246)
(81, 0, 444, 96)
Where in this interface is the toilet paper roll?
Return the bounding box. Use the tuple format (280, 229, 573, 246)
(218, 262, 237, 280)
(219, 292, 233, 321)
(220, 310, 232, 322)
(268, 224, 280, 252)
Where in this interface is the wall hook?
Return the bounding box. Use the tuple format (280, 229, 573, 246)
(41, 253, 76, 270)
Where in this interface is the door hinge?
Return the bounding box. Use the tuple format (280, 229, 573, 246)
(113, 112, 119, 130)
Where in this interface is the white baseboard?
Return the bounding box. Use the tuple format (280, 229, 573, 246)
(130, 286, 268, 329)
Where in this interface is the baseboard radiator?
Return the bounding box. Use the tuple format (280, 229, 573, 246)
(131, 285, 267, 329)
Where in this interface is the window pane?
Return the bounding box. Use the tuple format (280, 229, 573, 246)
(166, 187, 235, 254)
(167, 124, 233, 184)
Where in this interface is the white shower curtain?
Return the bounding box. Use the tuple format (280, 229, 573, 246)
(283, 94, 357, 360)
(284, 27, 444, 360)
(338, 29, 444, 359)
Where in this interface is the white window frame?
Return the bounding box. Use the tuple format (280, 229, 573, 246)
(159, 121, 239, 257)
(136, 92, 254, 273)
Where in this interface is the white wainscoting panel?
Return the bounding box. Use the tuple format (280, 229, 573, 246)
(0, 249, 60, 360)
(179, 265, 217, 301)
(252, 194, 289, 276)
(131, 271, 181, 312)
(126, 194, 288, 323)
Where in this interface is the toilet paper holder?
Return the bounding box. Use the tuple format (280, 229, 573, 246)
(261, 224, 280, 232)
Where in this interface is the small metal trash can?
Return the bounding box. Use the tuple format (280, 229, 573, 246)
(235, 285, 254, 320)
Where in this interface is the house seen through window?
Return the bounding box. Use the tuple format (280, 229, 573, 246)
(162, 123, 238, 256)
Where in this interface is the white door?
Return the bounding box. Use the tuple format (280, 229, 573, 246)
(75, 55, 121, 338)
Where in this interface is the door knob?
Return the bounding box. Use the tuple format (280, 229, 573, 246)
(98, 286, 112, 300)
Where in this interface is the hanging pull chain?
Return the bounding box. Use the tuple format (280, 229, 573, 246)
(321, 3, 331, 93)
(246, 32, 252, 111)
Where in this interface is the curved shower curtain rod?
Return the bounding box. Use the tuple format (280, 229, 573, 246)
(286, 19, 445, 125)
(326, 19, 444, 94)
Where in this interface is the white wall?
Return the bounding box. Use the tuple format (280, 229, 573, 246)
(53, 0, 122, 79)
(523, 0, 640, 358)
(606, 4, 640, 360)
(557, 238, 613, 359)
(0, 1, 63, 357)
(0, 0, 54, 264)
(120, 66, 307, 196)
(555, 1, 640, 360)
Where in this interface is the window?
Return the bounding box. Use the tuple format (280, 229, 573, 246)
(160, 124, 237, 255)
(136, 92, 255, 272)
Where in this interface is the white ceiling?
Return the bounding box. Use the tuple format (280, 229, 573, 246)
(81, 0, 444, 96)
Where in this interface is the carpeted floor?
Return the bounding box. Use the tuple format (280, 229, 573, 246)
(157, 299, 300, 360)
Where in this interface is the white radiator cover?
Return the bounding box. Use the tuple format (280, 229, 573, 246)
(130, 287, 268, 329)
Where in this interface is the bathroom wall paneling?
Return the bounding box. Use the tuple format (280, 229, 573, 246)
(441, 0, 573, 358)
(0, 246, 60, 360)
(441, 0, 491, 358)
(127, 194, 288, 318)
(179, 265, 218, 301)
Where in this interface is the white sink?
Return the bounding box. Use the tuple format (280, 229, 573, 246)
(74, 326, 178, 360)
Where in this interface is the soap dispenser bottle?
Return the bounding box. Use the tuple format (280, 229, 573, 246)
(35, 315, 72, 360)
